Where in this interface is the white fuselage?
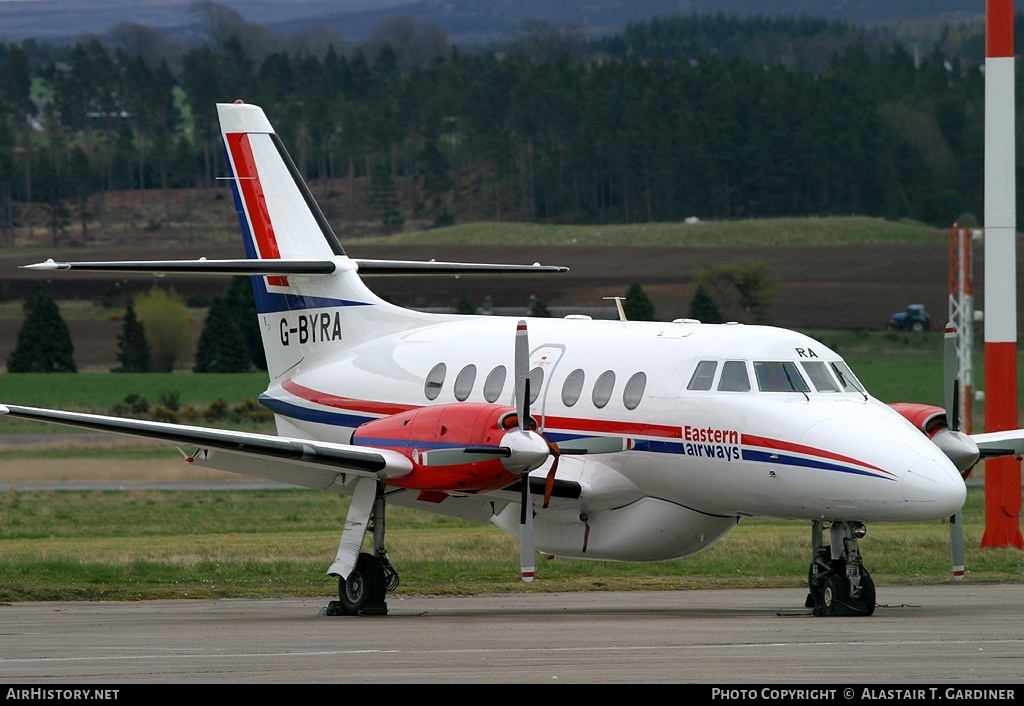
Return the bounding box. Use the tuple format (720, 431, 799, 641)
(257, 310, 967, 562)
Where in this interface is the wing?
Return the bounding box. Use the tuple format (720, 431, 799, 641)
(971, 429, 1024, 459)
(0, 403, 412, 490)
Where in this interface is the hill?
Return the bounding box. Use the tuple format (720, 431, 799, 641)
(0, 0, 996, 44)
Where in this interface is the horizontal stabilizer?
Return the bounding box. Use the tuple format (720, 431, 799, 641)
(21, 258, 335, 276)
(21, 258, 567, 277)
(352, 259, 567, 275)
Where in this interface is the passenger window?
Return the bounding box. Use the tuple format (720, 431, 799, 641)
(687, 360, 718, 391)
(483, 365, 506, 403)
(454, 364, 477, 401)
(800, 361, 840, 392)
(717, 361, 750, 392)
(424, 363, 446, 400)
(623, 372, 646, 410)
(754, 362, 810, 392)
(528, 367, 543, 404)
(561, 369, 585, 406)
(593, 370, 616, 408)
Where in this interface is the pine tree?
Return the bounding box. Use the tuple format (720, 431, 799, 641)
(529, 297, 551, 317)
(193, 296, 252, 373)
(624, 283, 655, 321)
(454, 292, 476, 314)
(369, 162, 404, 234)
(688, 283, 724, 324)
(7, 283, 76, 372)
(113, 299, 150, 372)
(224, 276, 266, 371)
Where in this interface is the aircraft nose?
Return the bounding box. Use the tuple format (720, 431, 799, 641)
(901, 457, 966, 518)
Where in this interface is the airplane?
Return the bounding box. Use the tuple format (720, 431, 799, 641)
(3, 100, 1020, 618)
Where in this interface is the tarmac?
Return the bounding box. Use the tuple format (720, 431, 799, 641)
(1, 584, 1022, 686)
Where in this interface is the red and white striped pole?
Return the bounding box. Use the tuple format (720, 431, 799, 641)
(983, 0, 1024, 548)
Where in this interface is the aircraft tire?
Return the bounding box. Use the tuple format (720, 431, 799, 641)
(337, 552, 387, 616)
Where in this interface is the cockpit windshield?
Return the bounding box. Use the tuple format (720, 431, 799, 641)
(687, 358, 868, 396)
(754, 362, 810, 392)
(828, 360, 866, 394)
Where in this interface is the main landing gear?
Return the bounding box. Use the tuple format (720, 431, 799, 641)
(327, 485, 399, 617)
(805, 520, 876, 617)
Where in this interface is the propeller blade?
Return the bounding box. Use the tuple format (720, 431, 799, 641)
(417, 446, 511, 466)
(520, 475, 535, 583)
(950, 510, 965, 581)
(543, 451, 559, 509)
(515, 320, 530, 432)
(943, 323, 958, 432)
(942, 323, 969, 581)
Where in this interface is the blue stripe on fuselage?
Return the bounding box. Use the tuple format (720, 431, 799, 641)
(261, 395, 890, 480)
(251, 276, 371, 314)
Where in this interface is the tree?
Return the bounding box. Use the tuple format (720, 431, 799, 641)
(224, 276, 266, 370)
(454, 292, 475, 314)
(134, 286, 193, 372)
(696, 261, 775, 324)
(624, 283, 655, 321)
(688, 283, 723, 323)
(369, 162, 404, 234)
(7, 283, 76, 372)
(194, 296, 251, 373)
(114, 299, 150, 372)
(529, 297, 551, 317)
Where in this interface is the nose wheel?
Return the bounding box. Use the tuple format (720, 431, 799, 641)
(806, 520, 876, 617)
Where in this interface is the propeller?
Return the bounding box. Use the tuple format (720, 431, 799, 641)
(417, 319, 631, 582)
(514, 320, 538, 582)
(942, 323, 975, 581)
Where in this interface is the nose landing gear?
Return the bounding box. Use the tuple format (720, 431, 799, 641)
(806, 520, 876, 617)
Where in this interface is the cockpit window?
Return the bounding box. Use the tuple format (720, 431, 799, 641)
(830, 360, 866, 394)
(800, 361, 840, 392)
(687, 360, 717, 391)
(754, 361, 810, 393)
(718, 361, 751, 392)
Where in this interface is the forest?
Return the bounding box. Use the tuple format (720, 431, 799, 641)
(0, 6, 1014, 245)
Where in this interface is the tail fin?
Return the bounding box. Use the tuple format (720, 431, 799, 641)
(218, 100, 393, 380)
(219, 101, 345, 266)
(21, 101, 566, 382)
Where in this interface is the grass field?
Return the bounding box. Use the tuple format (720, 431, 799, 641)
(0, 329, 1021, 603)
(0, 486, 1019, 602)
(353, 217, 940, 247)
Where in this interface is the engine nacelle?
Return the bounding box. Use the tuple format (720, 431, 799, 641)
(353, 403, 528, 495)
(889, 402, 947, 436)
(889, 402, 978, 475)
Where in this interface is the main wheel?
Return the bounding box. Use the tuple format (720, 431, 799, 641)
(337, 552, 387, 616)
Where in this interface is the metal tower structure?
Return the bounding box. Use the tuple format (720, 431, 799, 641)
(948, 224, 976, 434)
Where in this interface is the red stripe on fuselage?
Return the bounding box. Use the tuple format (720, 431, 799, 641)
(742, 433, 892, 476)
(280, 379, 682, 437)
(282, 379, 416, 417)
(225, 132, 288, 287)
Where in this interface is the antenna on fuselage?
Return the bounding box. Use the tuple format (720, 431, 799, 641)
(604, 296, 627, 321)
